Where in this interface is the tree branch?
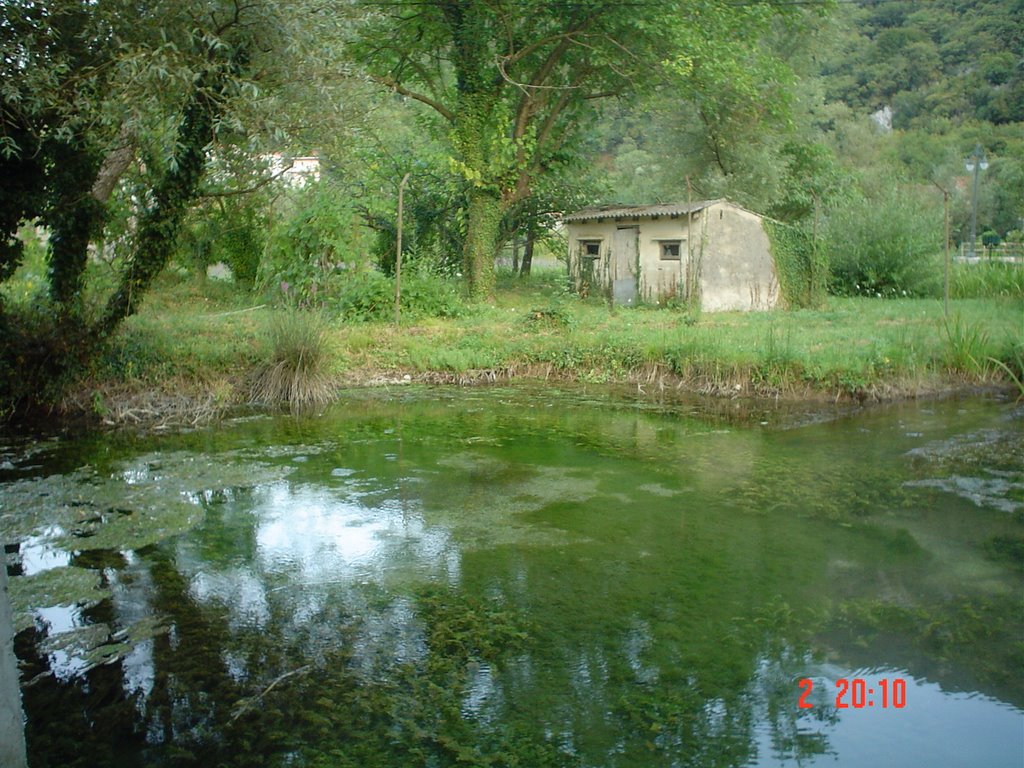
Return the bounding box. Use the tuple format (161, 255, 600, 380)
(199, 163, 295, 198)
(91, 123, 135, 203)
(369, 74, 455, 122)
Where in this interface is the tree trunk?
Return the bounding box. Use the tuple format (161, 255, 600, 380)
(0, 566, 28, 768)
(47, 137, 104, 314)
(463, 188, 503, 301)
(520, 225, 535, 277)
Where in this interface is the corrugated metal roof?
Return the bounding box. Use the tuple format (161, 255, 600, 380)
(562, 199, 723, 223)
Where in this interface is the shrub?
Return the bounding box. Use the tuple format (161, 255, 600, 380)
(335, 269, 394, 321)
(334, 268, 463, 322)
(262, 181, 372, 304)
(825, 185, 942, 297)
(399, 271, 463, 319)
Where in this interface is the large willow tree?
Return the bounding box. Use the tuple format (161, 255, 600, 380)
(352, 0, 807, 300)
(0, 0, 347, 409)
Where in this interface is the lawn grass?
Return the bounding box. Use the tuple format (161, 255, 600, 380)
(83, 265, 1022, 415)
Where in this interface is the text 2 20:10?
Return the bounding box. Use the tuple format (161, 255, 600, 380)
(798, 678, 907, 709)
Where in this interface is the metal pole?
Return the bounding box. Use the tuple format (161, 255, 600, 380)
(969, 158, 979, 259)
(966, 144, 987, 259)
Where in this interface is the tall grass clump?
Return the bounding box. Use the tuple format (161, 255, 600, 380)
(250, 311, 334, 412)
(951, 262, 1024, 299)
(989, 337, 1024, 401)
(941, 315, 991, 374)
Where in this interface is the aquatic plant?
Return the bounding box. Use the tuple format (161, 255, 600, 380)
(249, 310, 335, 412)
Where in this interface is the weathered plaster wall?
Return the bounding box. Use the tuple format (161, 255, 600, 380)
(699, 203, 779, 312)
(567, 221, 616, 296)
(635, 216, 693, 303)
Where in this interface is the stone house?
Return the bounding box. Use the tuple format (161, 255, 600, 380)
(564, 199, 779, 311)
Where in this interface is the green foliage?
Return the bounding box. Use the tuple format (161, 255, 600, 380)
(398, 270, 464, 320)
(263, 181, 371, 303)
(764, 220, 827, 309)
(825, 184, 942, 297)
(333, 269, 392, 321)
(0, 300, 87, 415)
(179, 196, 268, 287)
(823, 0, 1024, 128)
(335, 268, 463, 323)
(353, 0, 810, 299)
(0, 0, 323, 416)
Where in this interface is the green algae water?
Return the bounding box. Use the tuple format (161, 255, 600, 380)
(2, 388, 1022, 767)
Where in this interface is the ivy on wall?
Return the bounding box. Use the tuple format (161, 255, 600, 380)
(764, 219, 827, 309)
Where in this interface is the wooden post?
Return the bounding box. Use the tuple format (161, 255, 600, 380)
(942, 189, 950, 317)
(686, 176, 693, 304)
(932, 180, 951, 317)
(812, 194, 820, 307)
(394, 172, 411, 326)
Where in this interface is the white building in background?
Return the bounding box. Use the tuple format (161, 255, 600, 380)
(266, 153, 320, 186)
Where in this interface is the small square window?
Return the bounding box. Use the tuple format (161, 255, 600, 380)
(580, 240, 602, 259)
(660, 240, 682, 260)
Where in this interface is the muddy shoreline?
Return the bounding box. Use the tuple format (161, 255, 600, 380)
(3, 367, 1013, 436)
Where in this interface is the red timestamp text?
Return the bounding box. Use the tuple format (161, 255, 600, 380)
(798, 677, 907, 710)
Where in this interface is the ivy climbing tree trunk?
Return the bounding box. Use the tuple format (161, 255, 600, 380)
(46, 135, 105, 316)
(464, 188, 504, 300)
(95, 70, 225, 338)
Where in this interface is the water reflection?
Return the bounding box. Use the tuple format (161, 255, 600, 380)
(757, 668, 1024, 768)
(3, 391, 1021, 767)
(17, 527, 72, 575)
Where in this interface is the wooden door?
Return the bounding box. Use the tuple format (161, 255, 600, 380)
(612, 226, 639, 305)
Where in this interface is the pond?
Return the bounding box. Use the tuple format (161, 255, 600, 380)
(2, 388, 1022, 767)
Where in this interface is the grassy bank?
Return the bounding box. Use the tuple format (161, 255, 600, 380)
(66, 265, 1023, 425)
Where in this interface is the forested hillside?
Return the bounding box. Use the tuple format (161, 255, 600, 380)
(597, 0, 1023, 244)
(822, 0, 1022, 128)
